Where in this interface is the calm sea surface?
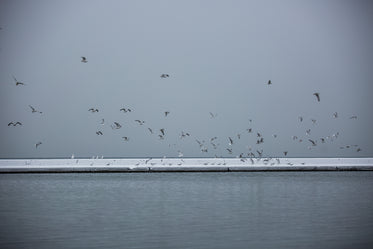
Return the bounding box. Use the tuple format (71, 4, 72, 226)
(1, 172, 373, 249)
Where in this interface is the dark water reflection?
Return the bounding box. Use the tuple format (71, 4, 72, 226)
(1, 172, 373, 249)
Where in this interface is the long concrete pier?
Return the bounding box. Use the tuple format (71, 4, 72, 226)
(1, 158, 373, 173)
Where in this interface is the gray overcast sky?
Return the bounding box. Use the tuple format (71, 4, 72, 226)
(1, 0, 373, 158)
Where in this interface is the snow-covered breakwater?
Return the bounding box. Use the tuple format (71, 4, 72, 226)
(0, 158, 373, 173)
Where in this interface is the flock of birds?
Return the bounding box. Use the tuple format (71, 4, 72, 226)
(7, 56, 362, 163)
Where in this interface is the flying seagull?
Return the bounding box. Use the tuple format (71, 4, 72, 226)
(256, 138, 264, 144)
(196, 139, 204, 147)
(160, 74, 169, 78)
(8, 122, 22, 126)
(160, 128, 165, 136)
(209, 112, 217, 118)
(111, 122, 122, 129)
(120, 108, 132, 113)
(201, 147, 208, 153)
(180, 131, 190, 139)
(100, 119, 105, 125)
(228, 137, 233, 145)
(256, 150, 263, 157)
(88, 108, 99, 113)
(283, 151, 288, 156)
(81, 56, 87, 63)
(12, 75, 25, 86)
(267, 80, 272, 85)
(35, 142, 42, 148)
(349, 115, 357, 119)
(308, 139, 317, 146)
(313, 92, 320, 102)
(298, 116, 303, 122)
(122, 136, 129, 141)
(148, 128, 153, 134)
(164, 111, 170, 117)
(135, 120, 145, 125)
(29, 105, 42, 114)
(96, 131, 103, 135)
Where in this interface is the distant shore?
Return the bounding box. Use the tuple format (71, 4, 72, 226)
(1, 158, 373, 173)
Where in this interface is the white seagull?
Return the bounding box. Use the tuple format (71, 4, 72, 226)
(88, 108, 99, 113)
(135, 120, 145, 125)
(12, 75, 25, 86)
(29, 105, 42, 114)
(111, 122, 122, 129)
(228, 137, 233, 145)
(313, 92, 320, 102)
(160, 128, 165, 136)
(209, 112, 217, 118)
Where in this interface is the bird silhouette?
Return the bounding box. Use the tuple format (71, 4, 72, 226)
(135, 120, 145, 125)
(160, 74, 169, 78)
(12, 75, 25, 86)
(313, 92, 320, 102)
(308, 139, 317, 146)
(8, 122, 22, 126)
(81, 56, 88, 63)
(209, 112, 217, 118)
(111, 122, 122, 129)
(29, 105, 42, 114)
(120, 108, 132, 113)
(88, 108, 99, 113)
(228, 137, 233, 145)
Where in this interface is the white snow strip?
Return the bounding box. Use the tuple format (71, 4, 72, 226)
(0, 158, 372, 173)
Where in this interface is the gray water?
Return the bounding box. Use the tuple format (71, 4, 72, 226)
(0, 172, 373, 249)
